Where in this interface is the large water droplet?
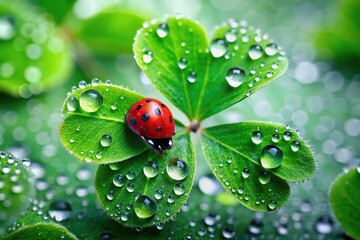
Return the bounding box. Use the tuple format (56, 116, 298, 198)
(258, 171, 271, 184)
(143, 161, 159, 178)
(225, 29, 238, 42)
(249, 45, 263, 60)
(142, 50, 153, 64)
(268, 200, 277, 210)
(260, 145, 283, 169)
(187, 71, 196, 83)
(156, 23, 169, 38)
(242, 168, 250, 178)
(79, 89, 103, 113)
(265, 43, 278, 56)
(154, 190, 163, 200)
(100, 134, 112, 147)
(173, 183, 185, 195)
(251, 131, 263, 144)
(226, 67, 246, 88)
(283, 131, 292, 141)
(48, 200, 72, 222)
(67, 96, 79, 112)
(210, 39, 228, 58)
(166, 158, 188, 180)
(134, 195, 157, 219)
(291, 141, 301, 152)
(113, 174, 125, 187)
(177, 58, 187, 69)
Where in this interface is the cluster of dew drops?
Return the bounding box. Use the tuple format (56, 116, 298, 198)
(139, 18, 286, 97)
(105, 157, 189, 224)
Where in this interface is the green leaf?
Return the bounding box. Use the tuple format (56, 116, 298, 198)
(0, 2, 72, 97)
(0, 151, 35, 235)
(201, 122, 315, 211)
(95, 131, 195, 227)
(330, 168, 360, 239)
(133, 17, 288, 121)
(76, 10, 146, 55)
(2, 223, 78, 240)
(59, 83, 148, 164)
(29, 0, 75, 24)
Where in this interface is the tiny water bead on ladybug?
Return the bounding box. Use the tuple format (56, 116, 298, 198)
(126, 98, 175, 155)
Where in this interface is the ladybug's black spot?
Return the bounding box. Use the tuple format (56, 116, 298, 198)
(169, 116, 173, 123)
(154, 108, 161, 116)
(161, 103, 165, 108)
(131, 118, 137, 126)
(142, 113, 150, 122)
(157, 126, 162, 132)
(145, 99, 152, 103)
(136, 105, 142, 110)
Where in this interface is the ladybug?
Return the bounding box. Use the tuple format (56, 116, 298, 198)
(126, 98, 175, 155)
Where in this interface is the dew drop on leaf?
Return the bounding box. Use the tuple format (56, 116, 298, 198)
(143, 161, 159, 178)
(79, 89, 103, 113)
(222, 227, 235, 239)
(66, 96, 79, 112)
(156, 23, 169, 38)
(177, 58, 188, 69)
(271, 133, 279, 143)
(21, 158, 31, 167)
(166, 158, 188, 180)
(167, 195, 175, 203)
(187, 71, 196, 83)
(226, 67, 246, 88)
(266, 72, 274, 78)
(241, 168, 250, 178)
(204, 212, 220, 226)
(91, 78, 102, 86)
(126, 170, 135, 180)
(126, 183, 135, 192)
(249, 218, 263, 235)
(142, 50, 153, 64)
(249, 44, 263, 60)
(106, 191, 114, 201)
(225, 29, 238, 42)
(251, 131, 263, 144)
(134, 195, 157, 219)
(154, 189, 163, 200)
(173, 183, 185, 195)
(113, 174, 125, 187)
(314, 216, 333, 234)
(265, 43, 278, 56)
(237, 186, 244, 194)
(120, 211, 130, 222)
(260, 145, 284, 169)
(283, 131, 292, 141)
(267, 199, 277, 210)
(48, 200, 72, 222)
(100, 134, 112, 147)
(210, 38, 227, 58)
(78, 80, 87, 88)
(291, 141, 301, 152)
(258, 171, 271, 184)
(0, 16, 15, 40)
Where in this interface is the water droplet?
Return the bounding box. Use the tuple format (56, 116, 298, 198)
(222, 227, 235, 239)
(110, 102, 118, 110)
(283, 131, 292, 141)
(143, 161, 159, 178)
(134, 195, 157, 219)
(249, 218, 263, 235)
(251, 131, 263, 144)
(156, 23, 169, 38)
(249, 45, 263, 60)
(173, 183, 185, 195)
(187, 71, 196, 83)
(142, 50, 153, 64)
(198, 174, 222, 195)
(21, 158, 31, 167)
(107, 191, 114, 201)
(225, 29, 238, 42)
(271, 133, 279, 143)
(100, 135, 112, 147)
(113, 174, 125, 187)
(266, 72, 273, 78)
(79, 89, 103, 112)
(315, 216, 333, 234)
(259, 171, 271, 184)
(177, 58, 187, 69)
(210, 39, 227, 58)
(244, 194, 250, 201)
(242, 168, 250, 178)
(67, 96, 79, 112)
(48, 200, 72, 222)
(91, 78, 102, 86)
(204, 212, 220, 226)
(109, 162, 120, 171)
(226, 67, 246, 88)
(101, 232, 112, 239)
(0, 16, 15, 40)
(126, 170, 135, 180)
(126, 183, 135, 192)
(261, 145, 283, 169)
(167, 195, 175, 203)
(120, 211, 130, 222)
(166, 158, 188, 180)
(154, 190, 163, 200)
(265, 43, 278, 56)
(271, 62, 279, 69)
(78, 80, 87, 88)
(11, 183, 24, 193)
(268, 200, 277, 210)
(237, 186, 244, 194)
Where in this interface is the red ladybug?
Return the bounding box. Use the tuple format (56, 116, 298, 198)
(126, 98, 175, 155)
